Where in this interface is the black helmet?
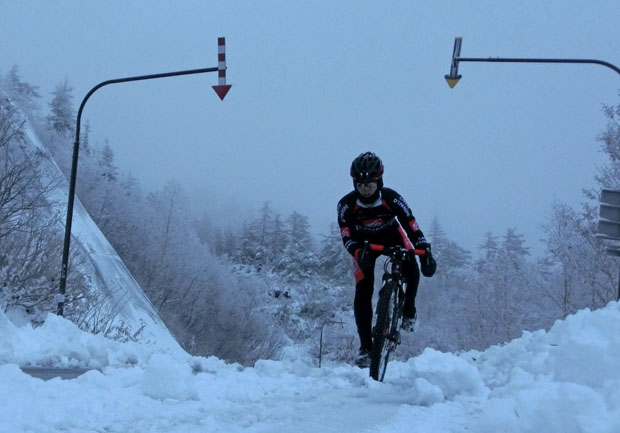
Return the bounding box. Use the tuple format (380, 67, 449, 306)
(350, 152, 384, 182)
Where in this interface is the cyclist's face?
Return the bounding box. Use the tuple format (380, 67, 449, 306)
(356, 181, 378, 198)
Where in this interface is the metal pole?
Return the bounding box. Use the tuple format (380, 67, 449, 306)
(319, 323, 325, 368)
(445, 37, 620, 87)
(318, 320, 343, 367)
(57, 66, 219, 316)
(455, 57, 620, 76)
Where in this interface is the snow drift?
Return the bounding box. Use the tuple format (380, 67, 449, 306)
(1, 301, 619, 432)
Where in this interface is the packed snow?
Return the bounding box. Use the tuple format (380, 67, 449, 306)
(2, 301, 620, 433)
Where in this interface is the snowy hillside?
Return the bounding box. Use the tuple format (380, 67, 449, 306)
(13, 100, 178, 350)
(2, 301, 619, 432)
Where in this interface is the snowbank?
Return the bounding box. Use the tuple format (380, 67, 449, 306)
(1, 302, 620, 432)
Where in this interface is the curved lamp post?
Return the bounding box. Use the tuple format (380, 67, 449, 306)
(445, 36, 620, 88)
(444, 36, 620, 302)
(56, 38, 232, 316)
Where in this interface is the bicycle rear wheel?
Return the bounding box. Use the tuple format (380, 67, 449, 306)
(369, 282, 394, 381)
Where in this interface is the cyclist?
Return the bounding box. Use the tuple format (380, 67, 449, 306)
(337, 152, 436, 367)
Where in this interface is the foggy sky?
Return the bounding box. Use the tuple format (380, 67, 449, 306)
(2, 0, 619, 256)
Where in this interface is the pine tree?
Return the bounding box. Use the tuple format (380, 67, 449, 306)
(47, 79, 75, 135)
(3, 65, 40, 113)
(222, 228, 238, 261)
(270, 213, 287, 267)
(98, 142, 118, 182)
(237, 222, 259, 267)
(543, 202, 587, 314)
(477, 231, 499, 267)
(213, 228, 225, 256)
(428, 215, 448, 253)
(427, 215, 471, 279)
(254, 202, 274, 270)
(441, 240, 471, 279)
(502, 227, 530, 257)
(277, 211, 318, 281)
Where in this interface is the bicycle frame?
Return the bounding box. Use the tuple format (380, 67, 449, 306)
(366, 243, 426, 381)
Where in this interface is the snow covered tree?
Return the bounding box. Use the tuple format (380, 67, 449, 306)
(427, 216, 471, 279)
(78, 141, 122, 233)
(478, 231, 500, 263)
(598, 97, 620, 166)
(237, 222, 260, 268)
(276, 211, 318, 281)
(221, 228, 238, 260)
(270, 213, 287, 267)
(46, 79, 74, 136)
(542, 202, 591, 314)
(428, 215, 448, 252)
(0, 93, 89, 316)
(540, 96, 620, 312)
(2, 65, 40, 114)
(2, 73, 283, 363)
(254, 202, 275, 270)
(503, 227, 530, 257)
(98, 142, 118, 182)
(0, 100, 48, 238)
(232, 203, 291, 272)
(464, 228, 538, 347)
(554, 96, 620, 309)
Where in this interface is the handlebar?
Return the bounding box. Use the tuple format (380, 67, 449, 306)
(366, 243, 426, 256)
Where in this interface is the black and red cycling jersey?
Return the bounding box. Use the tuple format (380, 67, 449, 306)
(337, 187, 426, 256)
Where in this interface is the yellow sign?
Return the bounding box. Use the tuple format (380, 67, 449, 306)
(444, 75, 461, 88)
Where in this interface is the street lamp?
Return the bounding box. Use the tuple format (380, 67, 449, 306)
(56, 37, 232, 316)
(444, 36, 620, 301)
(444, 36, 620, 88)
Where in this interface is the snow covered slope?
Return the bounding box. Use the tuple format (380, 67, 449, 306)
(17, 107, 179, 351)
(1, 301, 619, 432)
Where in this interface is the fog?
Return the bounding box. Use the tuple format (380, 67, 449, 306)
(2, 0, 619, 255)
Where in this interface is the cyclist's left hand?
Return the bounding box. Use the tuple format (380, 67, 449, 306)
(419, 246, 437, 277)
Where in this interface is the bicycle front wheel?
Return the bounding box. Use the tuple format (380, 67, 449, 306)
(369, 282, 394, 381)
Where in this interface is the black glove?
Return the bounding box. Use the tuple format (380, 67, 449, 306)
(419, 245, 436, 278)
(355, 246, 374, 272)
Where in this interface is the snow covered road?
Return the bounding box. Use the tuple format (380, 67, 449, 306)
(3, 357, 479, 433)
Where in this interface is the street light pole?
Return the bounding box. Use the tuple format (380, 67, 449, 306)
(444, 36, 620, 88)
(444, 36, 620, 303)
(57, 38, 232, 316)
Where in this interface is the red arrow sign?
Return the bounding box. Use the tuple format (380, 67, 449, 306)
(213, 37, 232, 101)
(212, 84, 232, 101)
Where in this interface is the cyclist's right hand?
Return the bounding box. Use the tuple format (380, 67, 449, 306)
(355, 244, 373, 270)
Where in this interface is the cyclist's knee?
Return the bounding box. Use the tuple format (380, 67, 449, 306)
(355, 280, 373, 301)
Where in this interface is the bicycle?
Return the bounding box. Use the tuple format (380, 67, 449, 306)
(365, 242, 427, 382)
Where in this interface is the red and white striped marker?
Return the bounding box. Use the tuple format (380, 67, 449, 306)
(212, 37, 232, 100)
